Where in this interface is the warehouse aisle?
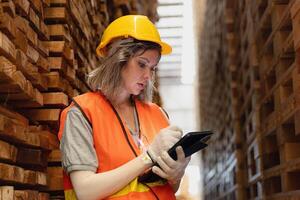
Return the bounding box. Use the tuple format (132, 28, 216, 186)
(157, 0, 206, 199)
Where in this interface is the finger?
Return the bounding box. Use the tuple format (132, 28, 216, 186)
(160, 151, 177, 167)
(152, 165, 169, 179)
(156, 154, 173, 171)
(175, 146, 186, 161)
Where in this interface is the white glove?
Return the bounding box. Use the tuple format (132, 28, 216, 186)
(147, 125, 182, 162)
(152, 146, 191, 184)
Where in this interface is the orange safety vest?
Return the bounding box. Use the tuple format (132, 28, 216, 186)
(58, 92, 176, 200)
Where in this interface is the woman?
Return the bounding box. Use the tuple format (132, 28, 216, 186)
(58, 15, 191, 200)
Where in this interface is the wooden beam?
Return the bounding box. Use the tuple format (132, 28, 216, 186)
(0, 105, 28, 126)
(36, 55, 50, 73)
(0, 1, 16, 18)
(30, 0, 43, 16)
(48, 57, 63, 70)
(16, 50, 39, 82)
(36, 171, 47, 186)
(49, 0, 67, 6)
(23, 130, 43, 148)
(0, 139, 17, 162)
(0, 163, 24, 183)
(19, 108, 60, 122)
(47, 167, 63, 191)
(38, 193, 49, 200)
(0, 114, 27, 144)
(0, 186, 14, 200)
(39, 20, 49, 41)
(29, 7, 40, 32)
(0, 71, 27, 93)
(23, 170, 47, 186)
(31, 73, 48, 91)
(3, 80, 35, 100)
(15, 0, 30, 16)
(0, 12, 16, 40)
(45, 7, 68, 23)
(48, 24, 70, 41)
(24, 170, 37, 185)
(14, 16, 29, 34)
(46, 71, 65, 91)
(0, 56, 16, 83)
(14, 190, 38, 200)
(9, 89, 44, 108)
(48, 149, 61, 163)
(0, 30, 16, 63)
(26, 44, 39, 64)
(46, 40, 64, 55)
(37, 41, 49, 58)
(26, 25, 38, 48)
(28, 126, 59, 149)
(42, 92, 68, 107)
(63, 64, 76, 83)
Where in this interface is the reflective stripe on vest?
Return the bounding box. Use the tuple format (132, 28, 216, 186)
(64, 178, 172, 200)
(58, 92, 176, 200)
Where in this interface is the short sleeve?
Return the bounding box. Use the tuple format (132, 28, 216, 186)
(60, 106, 98, 174)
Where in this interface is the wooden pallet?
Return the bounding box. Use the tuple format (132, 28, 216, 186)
(255, 0, 273, 57)
(261, 129, 281, 172)
(272, 1, 293, 59)
(247, 180, 263, 200)
(263, 166, 283, 196)
(291, 0, 300, 50)
(261, 159, 300, 198)
(247, 138, 263, 185)
(276, 66, 300, 125)
(259, 91, 280, 135)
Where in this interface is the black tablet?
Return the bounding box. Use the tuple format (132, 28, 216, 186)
(138, 130, 213, 183)
(167, 131, 213, 160)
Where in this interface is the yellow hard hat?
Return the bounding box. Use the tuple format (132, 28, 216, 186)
(96, 15, 172, 57)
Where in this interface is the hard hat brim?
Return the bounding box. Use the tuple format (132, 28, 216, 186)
(96, 37, 172, 57)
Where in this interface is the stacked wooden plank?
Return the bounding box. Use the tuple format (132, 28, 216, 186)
(0, 0, 159, 199)
(199, 0, 300, 199)
(199, 0, 247, 199)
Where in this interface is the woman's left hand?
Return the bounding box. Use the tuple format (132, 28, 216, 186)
(152, 146, 191, 184)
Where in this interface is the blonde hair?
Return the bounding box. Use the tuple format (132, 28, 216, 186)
(87, 38, 162, 102)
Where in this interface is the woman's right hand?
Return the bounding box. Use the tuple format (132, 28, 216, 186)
(147, 125, 182, 162)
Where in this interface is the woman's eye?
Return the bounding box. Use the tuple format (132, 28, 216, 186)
(138, 62, 146, 68)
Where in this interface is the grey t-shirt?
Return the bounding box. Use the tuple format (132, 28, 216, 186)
(60, 106, 98, 174)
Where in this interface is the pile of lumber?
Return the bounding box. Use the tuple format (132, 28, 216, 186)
(199, 0, 300, 199)
(0, 0, 159, 199)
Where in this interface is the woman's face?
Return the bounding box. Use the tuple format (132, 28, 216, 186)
(121, 49, 160, 96)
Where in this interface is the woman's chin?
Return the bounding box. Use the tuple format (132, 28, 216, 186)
(132, 90, 143, 96)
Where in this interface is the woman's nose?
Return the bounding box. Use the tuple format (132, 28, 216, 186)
(143, 68, 152, 79)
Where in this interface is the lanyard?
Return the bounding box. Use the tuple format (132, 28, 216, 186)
(106, 96, 141, 157)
